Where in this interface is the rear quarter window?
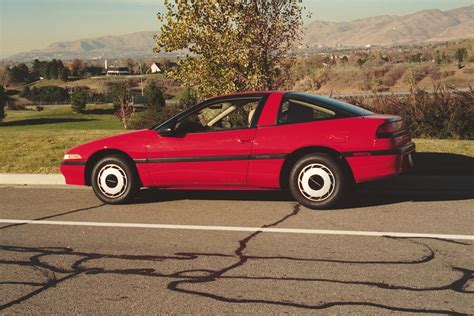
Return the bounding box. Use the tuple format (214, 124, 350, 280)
(278, 98, 337, 125)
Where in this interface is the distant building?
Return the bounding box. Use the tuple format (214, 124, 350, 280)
(147, 61, 179, 74)
(149, 62, 163, 74)
(106, 67, 129, 76)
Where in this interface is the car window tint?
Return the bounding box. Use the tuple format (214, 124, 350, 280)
(278, 99, 336, 125)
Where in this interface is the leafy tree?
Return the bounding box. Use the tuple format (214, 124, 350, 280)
(8, 63, 30, 83)
(126, 58, 135, 74)
(71, 59, 83, 77)
(0, 86, 9, 120)
(49, 65, 59, 80)
(32, 59, 42, 78)
(110, 83, 125, 110)
(113, 82, 134, 129)
(455, 48, 468, 69)
(0, 65, 11, 86)
(155, 0, 306, 99)
(60, 68, 69, 81)
(144, 81, 165, 111)
(71, 87, 87, 113)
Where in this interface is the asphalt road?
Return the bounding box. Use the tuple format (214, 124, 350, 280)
(1, 176, 473, 314)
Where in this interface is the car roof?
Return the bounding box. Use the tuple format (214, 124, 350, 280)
(216, 91, 285, 98)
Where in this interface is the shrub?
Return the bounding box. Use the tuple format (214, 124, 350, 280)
(71, 87, 87, 113)
(25, 86, 69, 103)
(344, 86, 474, 139)
(20, 86, 31, 98)
(0, 86, 7, 121)
(128, 105, 184, 130)
(383, 65, 407, 87)
(144, 81, 165, 110)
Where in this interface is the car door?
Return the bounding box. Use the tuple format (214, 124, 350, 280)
(146, 96, 265, 188)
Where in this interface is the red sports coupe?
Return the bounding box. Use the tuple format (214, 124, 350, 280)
(61, 91, 414, 209)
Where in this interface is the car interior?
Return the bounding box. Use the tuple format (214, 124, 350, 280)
(174, 99, 260, 134)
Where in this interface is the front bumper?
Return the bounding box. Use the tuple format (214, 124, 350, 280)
(60, 162, 86, 185)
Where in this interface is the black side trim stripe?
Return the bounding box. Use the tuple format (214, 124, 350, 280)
(62, 161, 86, 166)
(342, 142, 416, 157)
(135, 154, 287, 164)
(250, 154, 287, 160)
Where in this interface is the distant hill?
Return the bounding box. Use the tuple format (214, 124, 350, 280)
(5, 5, 474, 61)
(303, 5, 474, 47)
(6, 31, 162, 62)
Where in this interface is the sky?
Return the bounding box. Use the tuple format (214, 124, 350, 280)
(1, 0, 473, 58)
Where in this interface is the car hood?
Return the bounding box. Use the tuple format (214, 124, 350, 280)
(66, 129, 156, 160)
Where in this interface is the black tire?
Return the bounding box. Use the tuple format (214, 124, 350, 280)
(91, 155, 139, 204)
(289, 153, 349, 210)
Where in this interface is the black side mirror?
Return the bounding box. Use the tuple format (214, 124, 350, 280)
(158, 126, 175, 136)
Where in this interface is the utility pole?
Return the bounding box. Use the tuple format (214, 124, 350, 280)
(139, 62, 144, 96)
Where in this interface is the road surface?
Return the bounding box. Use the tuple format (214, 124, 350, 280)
(1, 176, 473, 314)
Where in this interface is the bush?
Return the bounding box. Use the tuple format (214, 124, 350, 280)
(144, 81, 165, 110)
(344, 86, 474, 139)
(20, 86, 31, 98)
(0, 86, 7, 121)
(71, 87, 87, 113)
(129, 105, 184, 130)
(26, 86, 69, 103)
(88, 92, 112, 104)
(383, 65, 407, 87)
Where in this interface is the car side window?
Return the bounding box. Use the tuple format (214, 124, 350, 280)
(175, 98, 261, 134)
(278, 98, 336, 125)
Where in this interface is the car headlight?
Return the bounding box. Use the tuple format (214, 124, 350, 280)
(64, 154, 82, 160)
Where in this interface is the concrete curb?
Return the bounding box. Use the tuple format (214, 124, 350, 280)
(0, 174, 65, 185)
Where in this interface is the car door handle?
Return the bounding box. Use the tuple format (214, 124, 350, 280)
(236, 139, 252, 143)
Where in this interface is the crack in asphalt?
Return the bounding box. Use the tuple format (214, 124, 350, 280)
(0, 203, 472, 314)
(0, 204, 105, 230)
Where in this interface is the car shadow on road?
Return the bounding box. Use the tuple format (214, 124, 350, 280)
(133, 152, 473, 209)
(133, 175, 473, 209)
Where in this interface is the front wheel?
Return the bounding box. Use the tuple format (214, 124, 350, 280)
(91, 155, 139, 204)
(289, 154, 350, 210)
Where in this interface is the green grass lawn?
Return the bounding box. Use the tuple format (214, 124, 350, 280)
(2, 104, 123, 131)
(0, 105, 472, 173)
(414, 139, 474, 157)
(0, 104, 124, 173)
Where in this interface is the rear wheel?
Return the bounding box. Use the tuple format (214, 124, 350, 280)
(91, 155, 139, 204)
(289, 154, 349, 209)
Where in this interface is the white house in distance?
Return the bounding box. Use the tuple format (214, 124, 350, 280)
(149, 62, 163, 74)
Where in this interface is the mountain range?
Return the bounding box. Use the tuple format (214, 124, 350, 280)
(5, 5, 474, 61)
(303, 5, 474, 47)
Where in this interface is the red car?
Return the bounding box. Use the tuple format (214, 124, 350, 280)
(61, 91, 414, 209)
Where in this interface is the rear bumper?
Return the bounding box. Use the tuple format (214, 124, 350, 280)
(60, 162, 86, 185)
(346, 143, 415, 183)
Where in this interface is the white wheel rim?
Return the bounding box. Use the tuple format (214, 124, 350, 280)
(97, 164, 128, 198)
(298, 163, 336, 202)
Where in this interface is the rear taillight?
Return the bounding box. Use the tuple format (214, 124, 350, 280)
(376, 120, 404, 138)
